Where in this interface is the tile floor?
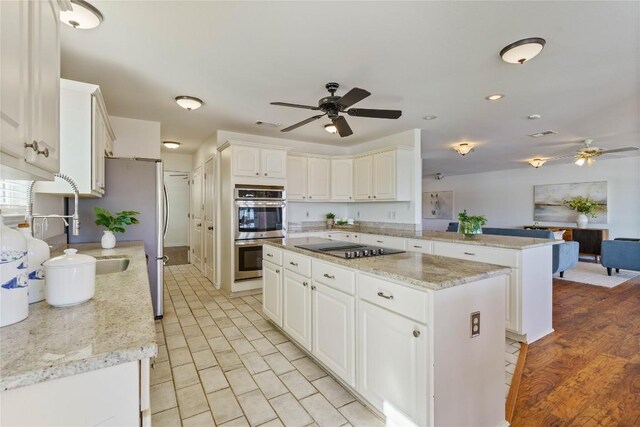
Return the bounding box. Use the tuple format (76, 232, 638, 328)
(504, 337, 521, 397)
(153, 264, 520, 426)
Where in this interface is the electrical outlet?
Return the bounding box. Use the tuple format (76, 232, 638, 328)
(470, 311, 480, 337)
(306, 211, 309, 218)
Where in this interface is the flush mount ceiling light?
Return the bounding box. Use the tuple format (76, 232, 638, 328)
(484, 94, 505, 101)
(500, 37, 546, 64)
(163, 141, 181, 149)
(60, 0, 103, 29)
(528, 158, 546, 168)
(452, 143, 475, 156)
(324, 124, 338, 134)
(175, 96, 203, 111)
(528, 114, 542, 120)
(422, 115, 438, 121)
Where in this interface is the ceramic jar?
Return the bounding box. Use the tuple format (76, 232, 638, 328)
(0, 213, 29, 327)
(101, 230, 116, 249)
(17, 223, 50, 303)
(576, 213, 588, 229)
(44, 249, 96, 307)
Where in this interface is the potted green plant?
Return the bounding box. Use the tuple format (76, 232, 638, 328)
(563, 196, 602, 228)
(325, 212, 335, 228)
(94, 207, 140, 249)
(458, 210, 487, 237)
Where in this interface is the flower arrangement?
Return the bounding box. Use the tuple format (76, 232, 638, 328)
(458, 210, 487, 236)
(94, 207, 140, 233)
(563, 196, 602, 218)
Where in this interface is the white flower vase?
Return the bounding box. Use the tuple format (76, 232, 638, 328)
(101, 231, 116, 249)
(576, 213, 588, 229)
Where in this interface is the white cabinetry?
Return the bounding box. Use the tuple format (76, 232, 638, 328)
(36, 80, 115, 197)
(1, 0, 61, 180)
(233, 146, 286, 178)
(353, 156, 373, 200)
(263, 260, 283, 327)
(287, 156, 308, 200)
(359, 233, 407, 250)
(306, 157, 330, 200)
(283, 270, 312, 350)
(353, 149, 412, 201)
(331, 158, 353, 200)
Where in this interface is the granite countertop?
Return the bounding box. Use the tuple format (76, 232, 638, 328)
(266, 237, 511, 291)
(289, 227, 558, 250)
(0, 242, 157, 391)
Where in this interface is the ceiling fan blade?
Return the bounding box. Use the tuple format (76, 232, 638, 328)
(271, 102, 320, 110)
(332, 116, 353, 137)
(281, 115, 325, 132)
(347, 108, 402, 119)
(600, 146, 639, 154)
(337, 88, 371, 108)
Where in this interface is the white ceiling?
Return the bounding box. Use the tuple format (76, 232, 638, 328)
(60, 1, 639, 175)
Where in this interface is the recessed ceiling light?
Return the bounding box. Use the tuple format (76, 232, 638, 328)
(528, 114, 541, 120)
(175, 96, 203, 111)
(528, 130, 558, 138)
(163, 141, 181, 149)
(528, 158, 546, 168)
(60, 0, 103, 29)
(452, 143, 475, 156)
(485, 94, 505, 101)
(324, 124, 338, 134)
(500, 37, 546, 64)
(422, 115, 438, 121)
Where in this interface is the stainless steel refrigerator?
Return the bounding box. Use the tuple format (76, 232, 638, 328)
(68, 158, 165, 318)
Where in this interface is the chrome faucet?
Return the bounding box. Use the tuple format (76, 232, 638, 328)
(26, 173, 80, 237)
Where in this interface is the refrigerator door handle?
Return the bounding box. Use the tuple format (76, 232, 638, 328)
(161, 255, 169, 265)
(163, 184, 169, 238)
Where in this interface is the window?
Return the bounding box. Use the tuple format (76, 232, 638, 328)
(0, 180, 30, 226)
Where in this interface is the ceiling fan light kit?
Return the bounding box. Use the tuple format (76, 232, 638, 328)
(500, 37, 546, 64)
(271, 82, 402, 137)
(453, 143, 475, 156)
(574, 157, 586, 166)
(525, 139, 638, 168)
(60, 0, 103, 29)
(528, 158, 546, 168)
(175, 96, 203, 111)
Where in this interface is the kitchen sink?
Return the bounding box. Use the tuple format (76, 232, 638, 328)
(95, 257, 130, 275)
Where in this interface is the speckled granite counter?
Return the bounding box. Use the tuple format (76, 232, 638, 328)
(0, 241, 157, 391)
(266, 237, 511, 291)
(289, 227, 558, 250)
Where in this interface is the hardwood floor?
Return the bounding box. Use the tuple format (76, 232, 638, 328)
(512, 275, 640, 426)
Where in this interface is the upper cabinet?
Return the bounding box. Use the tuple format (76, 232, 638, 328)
(286, 155, 331, 201)
(331, 159, 353, 200)
(354, 149, 412, 201)
(353, 156, 373, 200)
(1, 0, 62, 180)
(287, 156, 308, 200)
(233, 146, 286, 178)
(36, 80, 115, 197)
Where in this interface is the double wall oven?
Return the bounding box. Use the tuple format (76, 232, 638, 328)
(234, 185, 286, 281)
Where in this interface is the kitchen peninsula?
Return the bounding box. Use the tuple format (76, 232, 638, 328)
(0, 242, 157, 426)
(262, 237, 511, 427)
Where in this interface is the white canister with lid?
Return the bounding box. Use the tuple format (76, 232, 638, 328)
(17, 222, 50, 303)
(44, 249, 96, 307)
(0, 212, 29, 327)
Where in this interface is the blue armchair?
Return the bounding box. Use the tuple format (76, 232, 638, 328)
(446, 222, 459, 232)
(601, 238, 640, 276)
(481, 227, 579, 277)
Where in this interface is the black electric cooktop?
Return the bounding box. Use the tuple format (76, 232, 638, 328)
(295, 242, 405, 259)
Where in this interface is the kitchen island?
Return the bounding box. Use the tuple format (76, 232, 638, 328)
(0, 242, 157, 426)
(262, 237, 511, 427)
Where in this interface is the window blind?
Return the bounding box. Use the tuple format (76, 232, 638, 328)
(0, 180, 30, 224)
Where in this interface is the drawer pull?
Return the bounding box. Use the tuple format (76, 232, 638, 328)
(376, 240, 384, 243)
(377, 292, 394, 300)
(289, 261, 298, 266)
(303, 282, 308, 287)
(413, 245, 422, 248)
(266, 253, 273, 257)
(463, 252, 476, 256)
(323, 273, 335, 279)
(413, 330, 421, 338)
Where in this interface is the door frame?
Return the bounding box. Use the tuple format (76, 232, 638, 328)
(204, 156, 216, 284)
(163, 170, 191, 250)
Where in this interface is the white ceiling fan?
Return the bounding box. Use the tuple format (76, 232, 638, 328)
(528, 139, 639, 168)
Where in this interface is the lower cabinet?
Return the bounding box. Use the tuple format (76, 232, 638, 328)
(283, 270, 312, 350)
(358, 300, 428, 426)
(262, 260, 283, 327)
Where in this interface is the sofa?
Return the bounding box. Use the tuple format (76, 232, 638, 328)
(601, 238, 640, 276)
(481, 227, 580, 277)
(446, 222, 459, 232)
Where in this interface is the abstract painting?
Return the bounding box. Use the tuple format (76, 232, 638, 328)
(534, 181, 607, 223)
(423, 191, 454, 220)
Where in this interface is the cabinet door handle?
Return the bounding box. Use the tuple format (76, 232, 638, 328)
(373, 195, 376, 198)
(463, 252, 476, 256)
(368, 196, 371, 199)
(413, 330, 421, 338)
(208, 226, 213, 230)
(311, 285, 316, 290)
(323, 273, 335, 279)
(264, 173, 268, 176)
(275, 269, 280, 273)
(289, 261, 298, 266)
(256, 172, 259, 175)
(303, 282, 308, 287)
(24, 140, 49, 157)
(266, 253, 273, 257)
(302, 196, 306, 199)
(309, 196, 312, 199)
(377, 291, 394, 300)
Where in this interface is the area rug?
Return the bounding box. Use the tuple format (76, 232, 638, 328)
(556, 262, 639, 288)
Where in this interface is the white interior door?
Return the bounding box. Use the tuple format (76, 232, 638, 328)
(204, 158, 215, 283)
(163, 172, 190, 247)
(191, 166, 203, 270)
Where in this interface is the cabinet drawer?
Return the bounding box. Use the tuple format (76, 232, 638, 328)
(359, 234, 407, 250)
(312, 260, 355, 295)
(432, 241, 519, 268)
(406, 239, 432, 254)
(358, 273, 428, 323)
(284, 251, 311, 277)
(263, 245, 282, 266)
